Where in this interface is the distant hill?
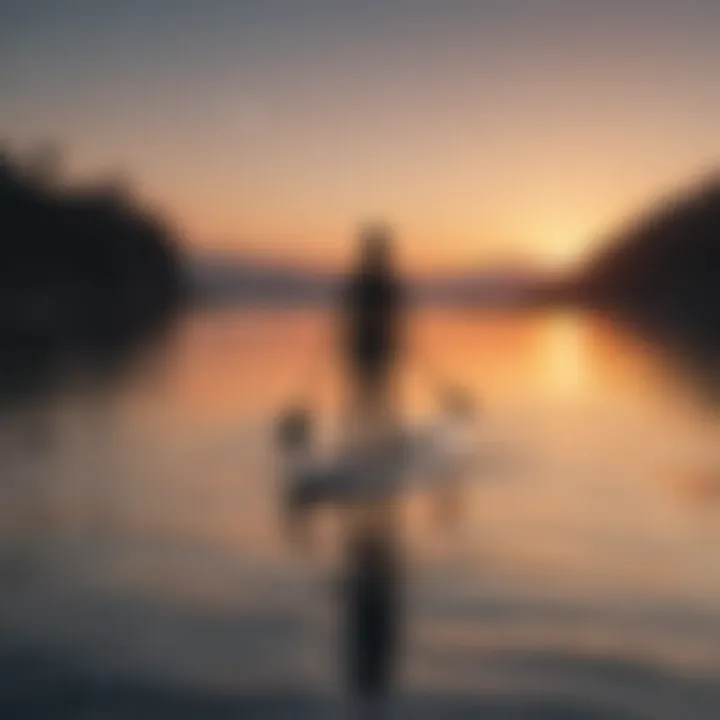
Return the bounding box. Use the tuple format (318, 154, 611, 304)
(187, 252, 545, 308)
(187, 253, 340, 306)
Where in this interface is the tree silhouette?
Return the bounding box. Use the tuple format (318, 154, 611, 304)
(0, 146, 183, 393)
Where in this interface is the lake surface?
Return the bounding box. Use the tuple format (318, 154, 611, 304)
(1, 307, 720, 718)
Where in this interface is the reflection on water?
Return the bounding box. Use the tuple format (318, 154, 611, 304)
(540, 313, 589, 398)
(2, 308, 720, 718)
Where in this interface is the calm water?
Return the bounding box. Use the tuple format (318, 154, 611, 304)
(1, 307, 720, 718)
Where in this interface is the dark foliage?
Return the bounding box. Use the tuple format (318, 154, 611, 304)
(578, 173, 720, 348)
(0, 148, 184, 394)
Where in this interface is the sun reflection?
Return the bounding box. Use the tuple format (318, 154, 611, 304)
(540, 312, 589, 399)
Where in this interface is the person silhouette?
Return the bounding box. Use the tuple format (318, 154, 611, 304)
(337, 226, 406, 703)
(277, 224, 408, 702)
(342, 224, 404, 429)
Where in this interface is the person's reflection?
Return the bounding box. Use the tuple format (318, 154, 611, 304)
(341, 504, 402, 701)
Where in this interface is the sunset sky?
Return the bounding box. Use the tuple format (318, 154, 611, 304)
(2, 1, 719, 273)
